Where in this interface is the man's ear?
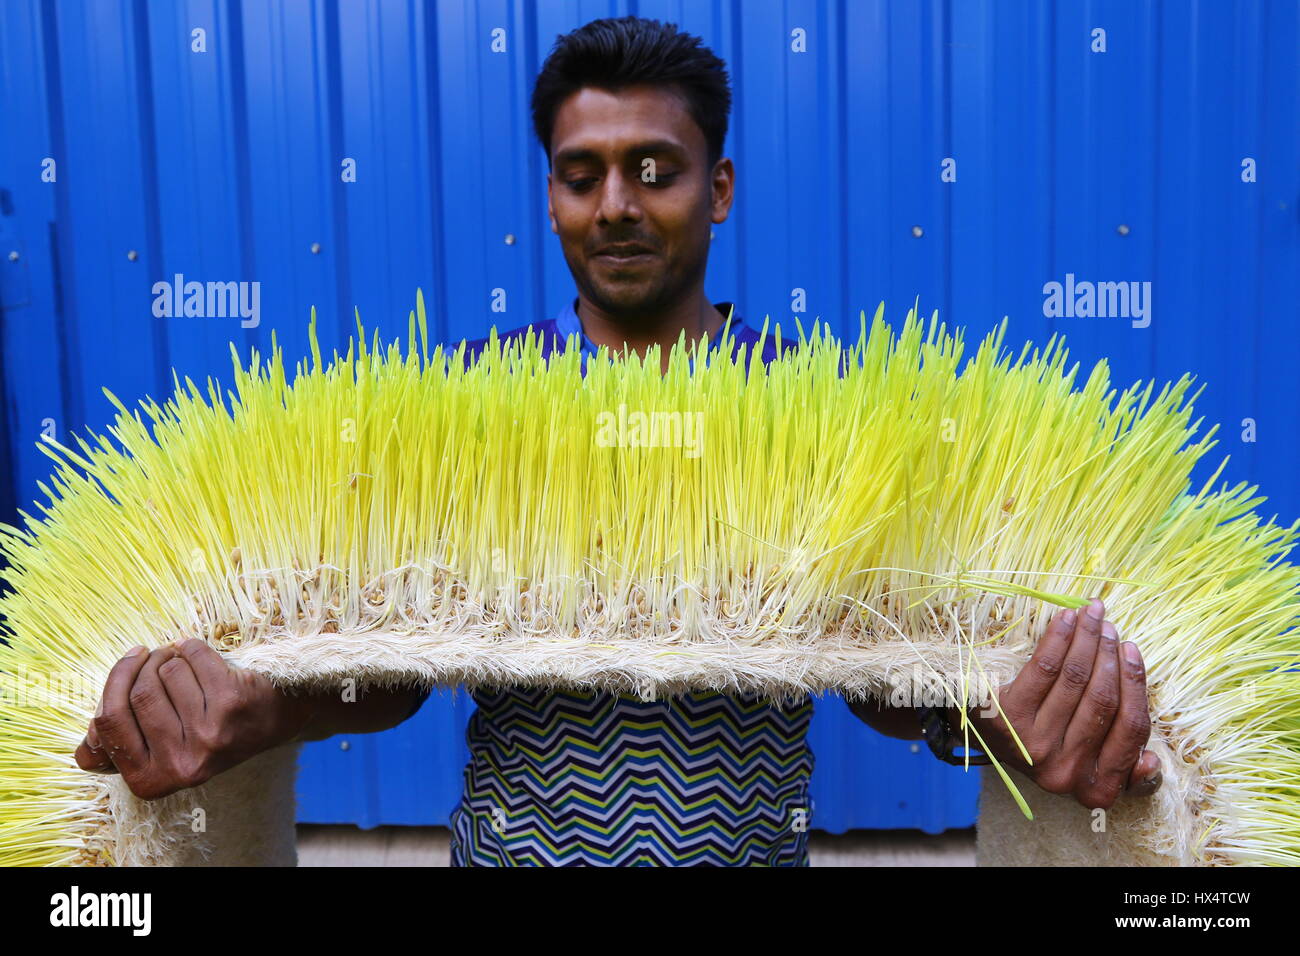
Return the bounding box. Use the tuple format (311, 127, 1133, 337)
(546, 172, 558, 234)
(710, 157, 735, 225)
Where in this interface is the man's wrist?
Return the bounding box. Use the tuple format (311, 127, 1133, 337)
(917, 702, 993, 765)
(944, 703, 971, 730)
(916, 704, 973, 729)
(276, 686, 321, 744)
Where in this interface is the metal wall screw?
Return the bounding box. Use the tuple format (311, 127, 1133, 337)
(127, 250, 139, 261)
(1116, 224, 1130, 236)
(310, 242, 322, 254)
(339, 740, 350, 751)
(504, 233, 515, 245)
(6, 251, 17, 262)
(710, 230, 716, 240)
(911, 225, 924, 238)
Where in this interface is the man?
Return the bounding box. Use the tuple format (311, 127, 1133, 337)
(76, 16, 1161, 865)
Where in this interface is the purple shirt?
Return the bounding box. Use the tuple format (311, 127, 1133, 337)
(459, 296, 786, 367)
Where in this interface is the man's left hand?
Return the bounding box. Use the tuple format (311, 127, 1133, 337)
(953, 597, 1163, 810)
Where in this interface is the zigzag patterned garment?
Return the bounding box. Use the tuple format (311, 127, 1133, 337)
(446, 301, 816, 866)
(449, 688, 815, 865)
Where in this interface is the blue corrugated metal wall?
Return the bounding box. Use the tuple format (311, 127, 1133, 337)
(1, 0, 1296, 834)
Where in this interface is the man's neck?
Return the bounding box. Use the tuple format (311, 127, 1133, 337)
(576, 292, 727, 373)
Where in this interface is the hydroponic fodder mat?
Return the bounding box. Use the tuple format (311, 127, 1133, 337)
(1, 296, 1297, 866)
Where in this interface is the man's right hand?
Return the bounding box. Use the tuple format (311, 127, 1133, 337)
(74, 640, 314, 801)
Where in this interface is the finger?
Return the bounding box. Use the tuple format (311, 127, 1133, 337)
(93, 645, 152, 772)
(74, 724, 118, 773)
(127, 647, 186, 753)
(1009, 606, 1079, 711)
(1063, 620, 1122, 754)
(175, 638, 235, 696)
(1036, 597, 1106, 737)
(74, 742, 116, 772)
(159, 654, 207, 739)
(1064, 620, 1124, 804)
(1127, 750, 1163, 796)
(76, 699, 117, 772)
(1100, 638, 1156, 790)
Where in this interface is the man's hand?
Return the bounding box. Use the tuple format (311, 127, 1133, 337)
(74, 639, 313, 801)
(955, 597, 1163, 810)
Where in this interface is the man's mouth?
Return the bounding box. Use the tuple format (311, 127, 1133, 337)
(595, 252, 654, 266)
(595, 243, 655, 260)
(594, 245, 656, 270)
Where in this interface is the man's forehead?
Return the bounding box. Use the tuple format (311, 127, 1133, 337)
(550, 85, 703, 162)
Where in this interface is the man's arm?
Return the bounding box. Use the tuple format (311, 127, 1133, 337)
(846, 698, 925, 740)
(75, 639, 428, 800)
(288, 682, 428, 743)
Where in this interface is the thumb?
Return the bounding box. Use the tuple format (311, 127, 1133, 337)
(1126, 749, 1162, 796)
(75, 727, 118, 773)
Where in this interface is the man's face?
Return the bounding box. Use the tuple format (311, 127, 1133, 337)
(547, 84, 733, 321)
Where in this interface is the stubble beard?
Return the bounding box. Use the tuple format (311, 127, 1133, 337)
(573, 247, 709, 333)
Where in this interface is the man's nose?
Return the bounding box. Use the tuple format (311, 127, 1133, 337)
(596, 169, 643, 224)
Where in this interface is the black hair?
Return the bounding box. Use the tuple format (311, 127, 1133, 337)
(531, 16, 732, 169)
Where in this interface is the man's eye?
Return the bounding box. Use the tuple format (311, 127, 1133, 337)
(564, 173, 679, 191)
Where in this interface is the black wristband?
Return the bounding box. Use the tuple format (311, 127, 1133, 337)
(917, 704, 992, 766)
